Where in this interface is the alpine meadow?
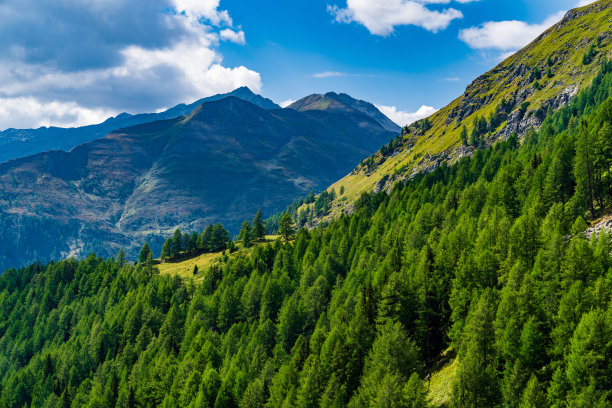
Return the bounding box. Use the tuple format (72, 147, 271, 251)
(0, 1, 611, 408)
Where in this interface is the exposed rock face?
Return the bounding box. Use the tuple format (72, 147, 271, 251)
(586, 215, 612, 239)
(502, 85, 579, 138)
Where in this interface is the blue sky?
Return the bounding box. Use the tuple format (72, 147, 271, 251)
(0, 0, 595, 130)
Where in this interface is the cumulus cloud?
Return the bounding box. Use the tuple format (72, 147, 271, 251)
(0, 97, 116, 130)
(376, 104, 438, 127)
(220, 29, 246, 45)
(328, 0, 479, 36)
(458, 11, 566, 51)
(172, 0, 233, 25)
(0, 0, 260, 130)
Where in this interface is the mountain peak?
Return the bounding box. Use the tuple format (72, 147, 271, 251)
(220, 87, 280, 110)
(231, 86, 256, 95)
(288, 92, 401, 133)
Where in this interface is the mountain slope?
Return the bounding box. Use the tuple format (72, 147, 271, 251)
(308, 0, 612, 223)
(1, 64, 611, 407)
(0, 87, 279, 164)
(0, 96, 396, 270)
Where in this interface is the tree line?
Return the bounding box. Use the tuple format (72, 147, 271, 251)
(160, 223, 231, 262)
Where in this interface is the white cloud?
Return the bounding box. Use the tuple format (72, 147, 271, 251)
(376, 104, 438, 127)
(220, 29, 246, 45)
(312, 71, 349, 78)
(576, 0, 596, 6)
(443, 77, 460, 82)
(328, 0, 479, 36)
(280, 99, 296, 108)
(0, 0, 260, 130)
(172, 0, 232, 26)
(311, 71, 371, 78)
(458, 11, 566, 51)
(498, 50, 517, 61)
(0, 97, 115, 129)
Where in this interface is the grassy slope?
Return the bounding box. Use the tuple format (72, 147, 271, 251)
(305, 0, 612, 222)
(427, 356, 458, 408)
(157, 235, 280, 280)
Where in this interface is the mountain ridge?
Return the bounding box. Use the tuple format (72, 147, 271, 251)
(0, 87, 279, 164)
(0, 94, 397, 270)
(301, 0, 612, 226)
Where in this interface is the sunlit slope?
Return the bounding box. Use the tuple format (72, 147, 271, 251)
(315, 0, 612, 221)
(156, 235, 280, 280)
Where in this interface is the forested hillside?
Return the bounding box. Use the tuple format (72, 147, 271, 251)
(1, 59, 611, 408)
(310, 0, 612, 224)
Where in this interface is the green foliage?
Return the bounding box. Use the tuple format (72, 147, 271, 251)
(163, 224, 231, 262)
(252, 209, 265, 242)
(138, 242, 152, 264)
(1, 61, 612, 408)
(460, 126, 468, 146)
(277, 213, 295, 241)
(239, 220, 253, 248)
(582, 43, 597, 65)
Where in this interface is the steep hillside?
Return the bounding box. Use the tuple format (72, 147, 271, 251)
(0, 96, 396, 271)
(2, 68, 611, 407)
(306, 0, 612, 224)
(0, 87, 279, 164)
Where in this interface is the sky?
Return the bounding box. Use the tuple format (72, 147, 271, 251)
(0, 0, 597, 130)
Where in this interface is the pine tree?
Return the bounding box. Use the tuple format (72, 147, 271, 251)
(201, 224, 214, 252)
(573, 120, 596, 216)
(138, 242, 152, 264)
(520, 375, 547, 408)
(252, 209, 265, 242)
(239, 221, 252, 248)
(460, 125, 468, 146)
(183, 232, 192, 254)
(278, 213, 295, 241)
(404, 373, 427, 408)
(161, 238, 172, 261)
(452, 289, 500, 408)
(172, 229, 183, 257)
(117, 247, 126, 267)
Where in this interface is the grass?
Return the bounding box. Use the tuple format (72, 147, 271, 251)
(157, 235, 280, 280)
(156, 251, 222, 280)
(305, 0, 612, 223)
(426, 350, 459, 408)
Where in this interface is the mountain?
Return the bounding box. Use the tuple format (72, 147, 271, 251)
(0, 87, 279, 164)
(0, 95, 397, 270)
(2, 28, 612, 408)
(302, 0, 612, 225)
(289, 91, 401, 133)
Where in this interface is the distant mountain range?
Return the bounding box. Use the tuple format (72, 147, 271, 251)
(0, 90, 398, 270)
(0, 87, 280, 164)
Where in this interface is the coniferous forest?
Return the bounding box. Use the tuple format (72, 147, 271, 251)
(1, 60, 611, 407)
